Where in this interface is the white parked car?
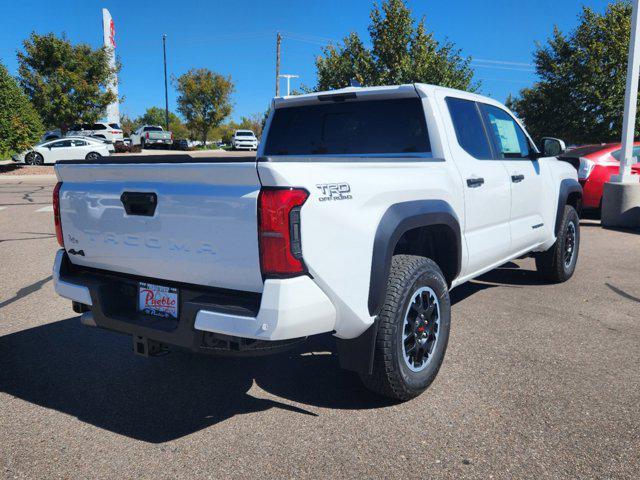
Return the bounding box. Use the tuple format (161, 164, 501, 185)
(13, 137, 111, 165)
(66, 122, 124, 143)
(230, 130, 258, 150)
(52, 83, 581, 401)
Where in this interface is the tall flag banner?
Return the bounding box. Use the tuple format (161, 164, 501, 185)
(102, 8, 119, 124)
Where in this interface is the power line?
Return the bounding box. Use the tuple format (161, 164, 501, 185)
(471, 63, 536, 73)
(473, 58, 534, 68)
(477, 77, 536, 84)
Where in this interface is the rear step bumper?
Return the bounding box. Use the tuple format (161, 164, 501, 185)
(53, 249, 336, 350)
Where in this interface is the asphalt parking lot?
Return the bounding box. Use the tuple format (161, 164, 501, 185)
(1, 175, 639, 479)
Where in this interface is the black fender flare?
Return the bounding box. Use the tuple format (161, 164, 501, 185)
(555, 179, 582, 234)
(367, 200, 462, 317)
(337, 200, 461, 375)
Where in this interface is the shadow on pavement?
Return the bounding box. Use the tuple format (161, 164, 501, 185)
(0, 164, 21, 174)
(605, 282, 640, 303)
(0, 318, 392, 443)
(0, 275, 52, 309)
(580, 218, 639, 234)
(0, 263, 546, 443)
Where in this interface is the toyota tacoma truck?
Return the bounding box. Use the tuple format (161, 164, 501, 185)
(52, 84, 582, 401)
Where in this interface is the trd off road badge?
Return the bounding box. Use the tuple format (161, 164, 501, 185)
(316, 183, 353, 202)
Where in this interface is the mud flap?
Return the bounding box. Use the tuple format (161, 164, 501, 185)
(335, 323, 378, 375)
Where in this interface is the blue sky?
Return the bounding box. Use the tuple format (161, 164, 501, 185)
(0, 0, 613, 123)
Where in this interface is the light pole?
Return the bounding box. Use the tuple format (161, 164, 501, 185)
(275, 32, 281, 97)
(602, 0, 640, 227)
(162, 34, 169, 131)
(278, 74, 299, 96)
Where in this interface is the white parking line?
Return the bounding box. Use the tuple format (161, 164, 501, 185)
(35, 205, 53, 212)
(0, 206, 6, 211)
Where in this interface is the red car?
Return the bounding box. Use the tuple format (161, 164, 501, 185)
(560, 143, 640, 211)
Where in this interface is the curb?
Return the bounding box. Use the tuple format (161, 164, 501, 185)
(0, 174, 57, 182)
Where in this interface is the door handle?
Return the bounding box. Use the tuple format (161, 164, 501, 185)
(121, 192, 157, 216)
(511, 174, 525, 183)
(466, 177, 485, 188)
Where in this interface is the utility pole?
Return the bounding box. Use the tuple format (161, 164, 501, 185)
(614, 1, 640, 184)
(162, 33, 169, 131)
(601, 0, 640, 227)
(278, 74, 299, 96)
(275, 32, 282, 97)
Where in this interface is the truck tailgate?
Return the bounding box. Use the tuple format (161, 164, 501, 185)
(149, 132, 171, 140)
(55, 160, 264, 293)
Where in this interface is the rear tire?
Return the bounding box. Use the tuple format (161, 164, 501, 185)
(360, 255, 451, 401)
(140, 138, 146, 149)
(85, 152, 102, 161)
(535, 205, 580, 282)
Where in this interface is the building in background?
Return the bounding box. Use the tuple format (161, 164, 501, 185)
(102, 8, 119, 125)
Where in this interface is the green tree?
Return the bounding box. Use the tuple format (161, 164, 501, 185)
(210, 123, 237, 144)
(17, 32, 119, 132)
(0, 62, 43, 158)
(314, 0, 477, 91)
(175, 69, 233, 144)
(508, 1, 634, 144)
(119, 114, 137, 136)
(208, 112, 267, 145)
(137, 106, 190, 139)
(238, 113, 265, 138)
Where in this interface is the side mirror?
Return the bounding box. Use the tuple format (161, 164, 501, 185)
(541, 137, 566, 157)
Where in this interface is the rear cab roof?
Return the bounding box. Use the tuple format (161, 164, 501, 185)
(266, 83, 535, 157)
(272, 83, 506, 109)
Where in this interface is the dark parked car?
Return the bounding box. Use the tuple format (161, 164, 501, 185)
(173, 139, 190, 151)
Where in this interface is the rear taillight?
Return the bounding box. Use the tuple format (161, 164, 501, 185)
(170, 132, 174, 141)
(146, 132, 150, 139)
(53, 182, 64, 247)
(258, 188, 309, 277)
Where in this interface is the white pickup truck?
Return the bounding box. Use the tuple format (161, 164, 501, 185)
(52, 84, 582, 400)
(130, 125, 173, 148)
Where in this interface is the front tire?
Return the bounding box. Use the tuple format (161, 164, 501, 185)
(25, 152, 44, 165)
(535, 205, 580, 282)
(360, 255, 451, 401)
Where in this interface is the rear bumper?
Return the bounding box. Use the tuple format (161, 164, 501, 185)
(53, 249, 336, 350)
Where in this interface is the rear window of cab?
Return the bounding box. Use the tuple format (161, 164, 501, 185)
(264, 98, 430, 156)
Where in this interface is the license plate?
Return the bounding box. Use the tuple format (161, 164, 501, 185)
(138, 282, 178, 319)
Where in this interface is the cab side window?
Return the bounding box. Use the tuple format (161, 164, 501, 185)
(481, 104, 530, 159)
(445, 97, 492, 160)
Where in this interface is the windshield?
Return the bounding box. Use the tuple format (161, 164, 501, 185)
(109, 123, 121, 130)
(236, 131, 255, 137)
(144, 126, 163, 132)
(264, 97, 430, 156)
